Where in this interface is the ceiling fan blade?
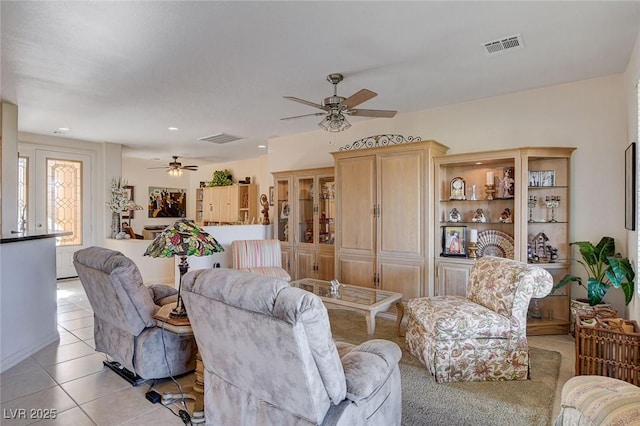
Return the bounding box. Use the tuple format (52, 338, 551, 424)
(283, 96, 327, 111)
(346, 108, 397, 118)
(340, 89, 377, 109)
(281, 112, 326, 121)
(181, 166, 198, 170)
(148, 166, 170, 169)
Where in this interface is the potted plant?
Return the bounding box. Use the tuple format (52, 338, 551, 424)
(209, 169, 233, 186)
(552, 236, 635, 306)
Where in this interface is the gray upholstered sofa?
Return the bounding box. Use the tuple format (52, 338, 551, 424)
(73, 246, 197, 382)
(182, 268, 402, 425)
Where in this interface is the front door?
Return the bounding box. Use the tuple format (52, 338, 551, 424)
(34, 149, 94, 279)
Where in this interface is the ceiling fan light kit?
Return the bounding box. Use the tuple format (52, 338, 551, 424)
(282, 73, 397, 132)
(318, 113, 351, 132)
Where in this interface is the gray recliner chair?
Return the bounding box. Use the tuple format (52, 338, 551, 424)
(73, 246, 197, 384)
(182, 268, 402, 425)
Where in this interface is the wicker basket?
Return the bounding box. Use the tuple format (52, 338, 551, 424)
(575, 311, 640, 386)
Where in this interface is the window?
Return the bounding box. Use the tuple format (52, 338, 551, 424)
(18, 156, 28, 230)
(47, 158, 82, 246)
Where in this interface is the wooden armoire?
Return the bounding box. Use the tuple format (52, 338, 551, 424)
(331, 139, 448, 300)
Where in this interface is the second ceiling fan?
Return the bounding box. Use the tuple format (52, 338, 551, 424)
(282, 73, 397, 132)
(148, 156, 198, 176)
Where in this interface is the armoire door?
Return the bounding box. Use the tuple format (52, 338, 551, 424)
(335, 155, 376, 256)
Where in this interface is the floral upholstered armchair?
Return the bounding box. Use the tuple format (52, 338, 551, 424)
(406, 256, 553, 382)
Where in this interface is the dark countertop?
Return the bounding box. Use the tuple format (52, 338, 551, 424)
(1, 230, 72, 244)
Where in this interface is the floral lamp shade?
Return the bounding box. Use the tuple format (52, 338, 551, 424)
(144, 219, 224, 258)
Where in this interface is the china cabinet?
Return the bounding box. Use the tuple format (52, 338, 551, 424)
(433, 147, 575, 335)
(332, 140, 448, 300)
(272, 167, 335, 280)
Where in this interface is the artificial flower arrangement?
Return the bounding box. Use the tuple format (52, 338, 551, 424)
(106, 178, 142, 213)
(106, 178, 142, 238)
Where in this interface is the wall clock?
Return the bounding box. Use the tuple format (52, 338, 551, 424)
(450, 177, 466, 200)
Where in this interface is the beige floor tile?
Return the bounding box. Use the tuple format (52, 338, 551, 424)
(120, 405, 185, 425)
(0, 367, 57, 403)
(55, 304, 85, 314)
(57, 309, 93, 323)
(80, 386, 157, 425)
(57, 331, 81, 347)
(29, 406, 94, 426)
(57, 316, 94, 332)
(0, 386, 77, 426)
(43, 353, 106, 385)
(32, 341, 95, 367)
(70, 326, 94, 341)
(61, 369, 131, 405)
(1, 357, 41, 379)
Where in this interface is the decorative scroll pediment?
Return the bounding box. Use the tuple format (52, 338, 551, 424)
(338, 134, 422, 151)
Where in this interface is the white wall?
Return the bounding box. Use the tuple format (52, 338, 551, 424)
(624, 31, 640, 323)
(269, 74, 632, 315)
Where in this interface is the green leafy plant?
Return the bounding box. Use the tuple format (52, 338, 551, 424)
(209, 169, 233, 186)
(552, 236, 635, 306)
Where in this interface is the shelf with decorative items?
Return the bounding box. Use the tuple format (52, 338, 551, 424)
(433, 147, 575, 335)
(521, 148, 576, 335)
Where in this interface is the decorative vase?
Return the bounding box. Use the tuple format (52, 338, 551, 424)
(111, 212, 121, 238)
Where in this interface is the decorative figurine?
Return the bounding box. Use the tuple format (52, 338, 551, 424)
(448, 208, 462, 222)
(499, 208, 512, 223)
(471, 208, 486, 223)
(260, 194, 270, 225)
(499, 167, 515, 198)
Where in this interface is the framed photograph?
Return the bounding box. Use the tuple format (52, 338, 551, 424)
(148, 187, 187, 218)
(539, 170, 555, 187)
(442, 226, 467, 257)
(269, 186, 274, 206)
(626, 142, 636, 231)
(528, 171, 540, 187)
(121, 185, 135, 219)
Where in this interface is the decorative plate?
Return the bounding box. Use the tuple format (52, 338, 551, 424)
(477, 230, 514, 258)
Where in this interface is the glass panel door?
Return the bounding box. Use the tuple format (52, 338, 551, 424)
(318, 176, 335, 246)
(276, 178, 291, 244)
(297, 177, 314, 244)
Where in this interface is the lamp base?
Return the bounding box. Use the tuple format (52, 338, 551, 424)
(169, 307, 188, 318)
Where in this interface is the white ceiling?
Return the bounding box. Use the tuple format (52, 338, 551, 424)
(2, 1, 640, 165)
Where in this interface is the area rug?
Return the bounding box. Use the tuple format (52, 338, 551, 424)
(328, 310, 561, 426)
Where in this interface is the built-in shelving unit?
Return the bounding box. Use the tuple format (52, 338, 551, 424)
(433, 147, 575, 335)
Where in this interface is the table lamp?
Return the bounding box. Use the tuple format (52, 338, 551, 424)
(144, 218, 223, 318)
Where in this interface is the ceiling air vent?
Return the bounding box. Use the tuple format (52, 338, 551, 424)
(198, 133, 243, 144)
(482, 34, 525, 56)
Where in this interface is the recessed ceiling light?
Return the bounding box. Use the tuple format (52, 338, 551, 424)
(258, 144, 266, 149)
(168, 127, 179, 131)
(54, 127, 70, 134)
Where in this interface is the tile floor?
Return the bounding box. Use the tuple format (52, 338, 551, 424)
(1, 279, 575, 425)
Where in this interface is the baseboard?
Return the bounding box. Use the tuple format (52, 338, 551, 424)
(1, 331, 59, 373)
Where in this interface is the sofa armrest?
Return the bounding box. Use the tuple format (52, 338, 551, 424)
(147, 284, 178, 306)
(340, 339, 402, 404)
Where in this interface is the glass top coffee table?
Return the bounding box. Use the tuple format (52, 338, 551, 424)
(290, 278, 404, 337)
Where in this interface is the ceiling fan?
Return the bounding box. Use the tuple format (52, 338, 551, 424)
(281, 73, 397, 132)
(149, 156, 198, 175)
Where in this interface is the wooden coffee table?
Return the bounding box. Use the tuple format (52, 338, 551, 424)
(290, 278, 404, 337)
